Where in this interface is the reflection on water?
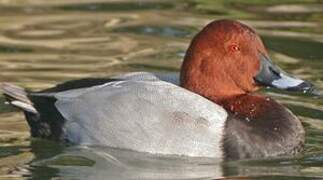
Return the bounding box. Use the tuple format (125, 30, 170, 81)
(30, 146, 223, 179)
(0, 0, 323, 179)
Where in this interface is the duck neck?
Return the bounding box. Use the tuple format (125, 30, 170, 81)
(219, 94, 276, 121)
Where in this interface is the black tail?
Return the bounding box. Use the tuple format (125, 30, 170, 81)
(1, 83, 65, 140)
(1, 83, 38, 114)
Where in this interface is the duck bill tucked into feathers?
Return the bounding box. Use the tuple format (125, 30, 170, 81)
(254, 53, 320, 96)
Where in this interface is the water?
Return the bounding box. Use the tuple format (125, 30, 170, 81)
(0, 0, 322, 179)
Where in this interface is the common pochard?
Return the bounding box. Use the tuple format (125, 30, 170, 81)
(2, 19, 319, 160)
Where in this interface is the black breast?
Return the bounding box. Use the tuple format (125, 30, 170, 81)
(222, 94, 305, 160)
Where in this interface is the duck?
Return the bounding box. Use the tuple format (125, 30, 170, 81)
(1, 19, 319, 160)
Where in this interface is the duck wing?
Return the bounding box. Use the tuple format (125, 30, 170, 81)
(55, 79, 227, 158)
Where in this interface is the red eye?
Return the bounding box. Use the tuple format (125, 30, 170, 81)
(229, 44, 240, 52)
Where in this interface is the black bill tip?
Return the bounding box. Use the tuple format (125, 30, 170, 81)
(286, 81, 321, 96)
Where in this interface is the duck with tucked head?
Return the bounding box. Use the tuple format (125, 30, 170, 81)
(2, 19, 319, 160)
